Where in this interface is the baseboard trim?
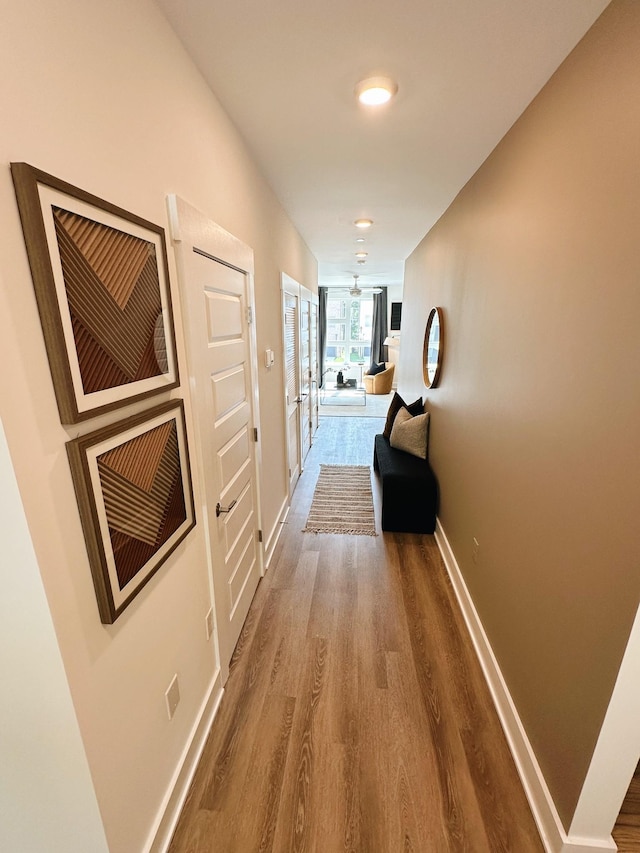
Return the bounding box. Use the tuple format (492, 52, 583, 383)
(146, 673, 224, 853)
(434, 519, 616, 853)
(559, 840, 617, 853)
(263, 498, 290, 572)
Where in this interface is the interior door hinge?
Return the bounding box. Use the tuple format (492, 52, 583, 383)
(253, 427, 258, 442)
(258, 529, 263, 543)
(246, 306, 253, 324)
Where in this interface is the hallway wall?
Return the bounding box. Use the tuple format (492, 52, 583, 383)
(398, 0, 640, 830)
(0, 418, 109, 853)
(0, 1, 315, 851)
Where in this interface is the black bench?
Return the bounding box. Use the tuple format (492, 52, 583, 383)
(373, 434, 438, 533)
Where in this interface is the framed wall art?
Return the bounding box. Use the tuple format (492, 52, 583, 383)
(11, 163, 179, 423)
(66, 400, 195, 623)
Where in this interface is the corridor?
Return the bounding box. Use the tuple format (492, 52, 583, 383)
(167, 416, 542, 852)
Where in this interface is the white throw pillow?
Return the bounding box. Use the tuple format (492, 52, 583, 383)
(389, 407, 430, 460)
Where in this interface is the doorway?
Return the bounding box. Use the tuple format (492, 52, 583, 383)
(168, 196, 263, 681)
(319, 286, 395, 420)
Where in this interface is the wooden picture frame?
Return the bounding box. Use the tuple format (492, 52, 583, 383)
(66, 400, 195, 623)
(11, 163, 179, 423)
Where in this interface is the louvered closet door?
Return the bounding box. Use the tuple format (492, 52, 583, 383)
(300, 298, 311, 460)
(310, 301, 319, 436)
(284, 292, 301, 493)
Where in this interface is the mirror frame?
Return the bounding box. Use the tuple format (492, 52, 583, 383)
(423, 306, 443, 388)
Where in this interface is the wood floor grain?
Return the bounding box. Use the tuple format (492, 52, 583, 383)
(613, 761, 640, 852)
(168, 416, 543, 853)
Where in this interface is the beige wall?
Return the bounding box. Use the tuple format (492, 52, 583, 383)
(0, 418, 109, 853)
(0, 0, 315, 850)
(398, 0, 640, 829)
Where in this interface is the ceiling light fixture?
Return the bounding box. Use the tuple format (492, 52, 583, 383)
(354, 218, 373, 229)
(355, 237, 365, 243)
(355, 76, 398, 106)
(355, 251, 368, 258)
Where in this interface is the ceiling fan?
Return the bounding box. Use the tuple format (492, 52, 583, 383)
(334, 274, 383, 297)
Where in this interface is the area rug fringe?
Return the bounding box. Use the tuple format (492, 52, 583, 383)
(303, 463, 377, 536)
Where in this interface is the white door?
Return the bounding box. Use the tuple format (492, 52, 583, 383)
(168, 196, 262, 679)
(299, 297, 311, 460)
(283, 289, 301, 494)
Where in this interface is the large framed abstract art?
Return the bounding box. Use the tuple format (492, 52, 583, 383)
(11, 163, 179, 423)
(66, 400, 195, 623)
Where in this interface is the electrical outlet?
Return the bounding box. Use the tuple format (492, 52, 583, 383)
(165, 674, 180, 720)
(472, 537, 480, 564)
(205, 607, 214, 641)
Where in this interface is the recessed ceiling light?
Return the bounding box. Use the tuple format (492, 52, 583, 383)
(355, 237, 365, 243)
(355, 76, 398, 106)
(355, 251, 368, 258)
(354, 218, 373, 229)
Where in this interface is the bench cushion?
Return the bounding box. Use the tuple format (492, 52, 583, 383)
(374, 434, 437, 533)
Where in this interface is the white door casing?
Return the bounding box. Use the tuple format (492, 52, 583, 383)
(167, 196, 263, 681)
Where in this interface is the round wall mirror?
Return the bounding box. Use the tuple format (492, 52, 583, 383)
(423, 307, 443, 388)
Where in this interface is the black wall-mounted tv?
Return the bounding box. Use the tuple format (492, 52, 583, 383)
(390, 302, 402, 331)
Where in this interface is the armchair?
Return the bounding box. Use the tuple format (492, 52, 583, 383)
(363, 362, 395, 395)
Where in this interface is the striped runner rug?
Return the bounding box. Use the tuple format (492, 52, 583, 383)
(303, 464, 376, 536)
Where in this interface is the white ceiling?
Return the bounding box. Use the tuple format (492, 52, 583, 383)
(155, 0, 609, 288)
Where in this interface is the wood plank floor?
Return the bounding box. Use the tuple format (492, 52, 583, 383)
(168, 416, 543, 853)
(613, 762, 640, 851)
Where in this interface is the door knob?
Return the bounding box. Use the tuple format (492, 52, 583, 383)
(216, 499, 237, 517)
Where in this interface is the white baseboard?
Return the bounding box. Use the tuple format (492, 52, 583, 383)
(263, 498, 290, 572)
(145, 674, 224, 853)
(434, 519, 616, 853)
(559, 840, 617, 853)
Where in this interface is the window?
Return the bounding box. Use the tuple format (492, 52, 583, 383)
(327, 322, 346, 342)
(324, 295, 373, 365)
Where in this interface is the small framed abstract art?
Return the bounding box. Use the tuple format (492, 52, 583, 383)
(66, 400, 195, 623)
(11, 163, 179, 423)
